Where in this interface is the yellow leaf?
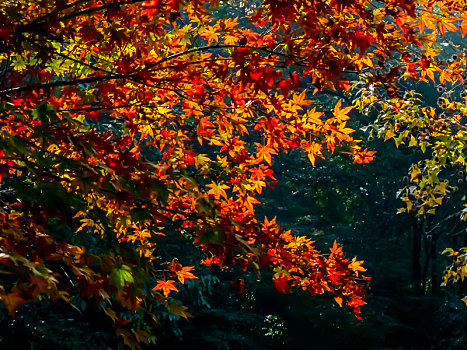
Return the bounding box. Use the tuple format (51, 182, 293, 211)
(206, 181, 229, 199)
(166, 300, 193, 319)
(348, 257, 367, 277)
(410, 166, 421, 182)
(307, 142, 323, 166)
(291, 90, 309, 107)
(384, 128, 395, 141)
(333, 99, 354, 122)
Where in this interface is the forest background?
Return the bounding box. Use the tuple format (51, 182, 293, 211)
(1, 0, 467, 349)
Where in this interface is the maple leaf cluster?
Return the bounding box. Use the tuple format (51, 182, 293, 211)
(0, 0, 464, 346)
(352, 1, 467, 221)
(347, 0, 467, 303)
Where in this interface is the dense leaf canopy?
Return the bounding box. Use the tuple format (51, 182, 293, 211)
(1, 0, 467, 347)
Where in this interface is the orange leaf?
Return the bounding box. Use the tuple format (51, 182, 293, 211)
(307, 142, 323, 166)
(176, 266, 198, 284)
(0, 290, 26, 317)
(273, 275, 291, 293)
(206, 181, 229, 199)
(333, 99, 354, 122)
(153, 280, 178, 297)
(255, 143, 278, 165)
(353, 148, 376, 164)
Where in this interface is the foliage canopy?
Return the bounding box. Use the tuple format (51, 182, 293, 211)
(1, 0, 467, 347)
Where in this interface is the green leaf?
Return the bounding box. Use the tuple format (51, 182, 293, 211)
(110, 265, 134, 291)
(32, 103, 59, 125)
(150, 180, 169, 204)
(130, 208, 152, 223)
(11, 55, 27, 71)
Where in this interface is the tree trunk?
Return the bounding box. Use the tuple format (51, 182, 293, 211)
(412, 220, 422, 294)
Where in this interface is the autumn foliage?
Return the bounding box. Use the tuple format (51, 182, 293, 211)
(0, 0, 466, 346)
